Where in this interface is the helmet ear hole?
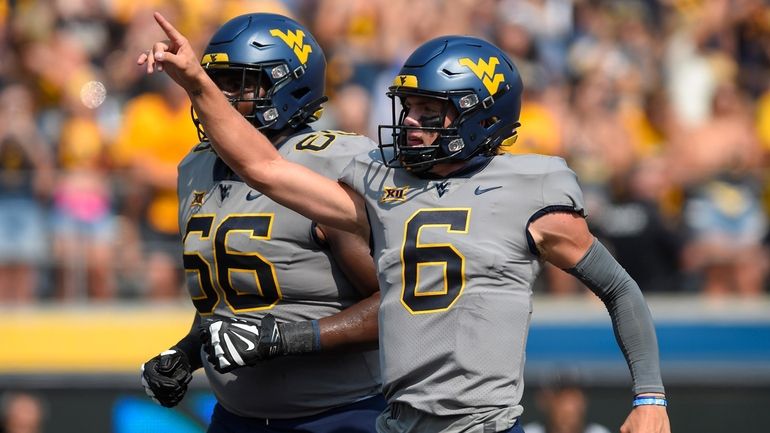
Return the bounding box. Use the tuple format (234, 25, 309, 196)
(480, 116, 499, 129)
(291, 87, 310, 100)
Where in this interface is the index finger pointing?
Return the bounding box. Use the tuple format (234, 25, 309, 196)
(153, 11, 186, 45)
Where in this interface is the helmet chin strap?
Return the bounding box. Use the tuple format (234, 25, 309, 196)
(399, 131, 465, 174)
(401, 148, 439, 173)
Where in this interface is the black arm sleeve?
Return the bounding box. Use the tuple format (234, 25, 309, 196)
(566, 238, 665, 395)
(173, 314, 204, 371)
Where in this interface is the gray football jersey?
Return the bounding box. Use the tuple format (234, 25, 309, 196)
(340, 152, 585, 426)
(178, 129, 381, 418)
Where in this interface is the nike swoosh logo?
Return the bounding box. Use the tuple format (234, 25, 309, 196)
(474, 185, 502, 195)
(246, 190, 262, 201)
(232, 331, 255, 351)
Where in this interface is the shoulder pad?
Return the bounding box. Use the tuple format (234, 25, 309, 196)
(193, 142, 212, 152)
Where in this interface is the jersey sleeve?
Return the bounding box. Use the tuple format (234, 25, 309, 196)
(326, 134, 377, 176)
(524, 157, 587, 256)
(176, 144, 205, 237)
(299, 133, 376, 181)
(539, 157, 587, 217)
(338, 153, 362, 194)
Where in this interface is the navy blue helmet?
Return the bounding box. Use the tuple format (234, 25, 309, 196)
(194, 13, 327, 139)
(379, 35, 523, 172)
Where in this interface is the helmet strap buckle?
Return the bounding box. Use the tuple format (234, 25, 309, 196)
(481, 95, 495, 109)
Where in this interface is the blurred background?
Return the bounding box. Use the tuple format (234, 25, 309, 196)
(0, 0, 769, 432)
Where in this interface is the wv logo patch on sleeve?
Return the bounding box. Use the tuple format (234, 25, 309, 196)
(458, 57, 504, 95)
(270, 29, 312, 64)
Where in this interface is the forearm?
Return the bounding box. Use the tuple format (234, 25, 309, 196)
(173, 314, 203, 371)
(315, 223, 380, 350)
(278, 292, 379, 356)
(318, 292, 380, 351)
(566, 238, 665, 395)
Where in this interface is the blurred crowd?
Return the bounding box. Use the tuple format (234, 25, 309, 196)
(0, 0, 769, 304)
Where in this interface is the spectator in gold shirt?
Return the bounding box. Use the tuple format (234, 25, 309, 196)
(112, 77, 199, 299)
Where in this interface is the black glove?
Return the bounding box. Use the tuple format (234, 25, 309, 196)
(254, 313, 285, 359)
(140, 349, 193, 407)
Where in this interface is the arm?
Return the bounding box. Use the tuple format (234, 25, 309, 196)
(529, 211, 670, 433)
(202, 224, 380, 372)
(317, 292, 379, 351)
(172, 314, 204, 370)
(315, 223, 379, 351)
(138, 12, 365, 234)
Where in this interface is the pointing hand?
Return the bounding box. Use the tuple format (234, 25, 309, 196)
(136, 12, 207, 91)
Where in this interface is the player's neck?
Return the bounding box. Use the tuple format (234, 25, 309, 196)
(427, 160, 467, 177)
(266, 125, 305, 147)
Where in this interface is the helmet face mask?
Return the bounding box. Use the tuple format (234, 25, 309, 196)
(379, 91, 463, 173)
(193, 14, 327, 142)
(378, 36, 523, 173)
(205, 65, 273, 128)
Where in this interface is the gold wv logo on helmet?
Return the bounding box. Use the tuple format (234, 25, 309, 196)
(392, 74, 418, 88)
(458, 57, 505, 95)
(270, 29, 312, 64)
(201, 52, 229, 67)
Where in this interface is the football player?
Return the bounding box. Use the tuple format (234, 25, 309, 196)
(139, 13, 384, 433)
(140, 13, 671, 433)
